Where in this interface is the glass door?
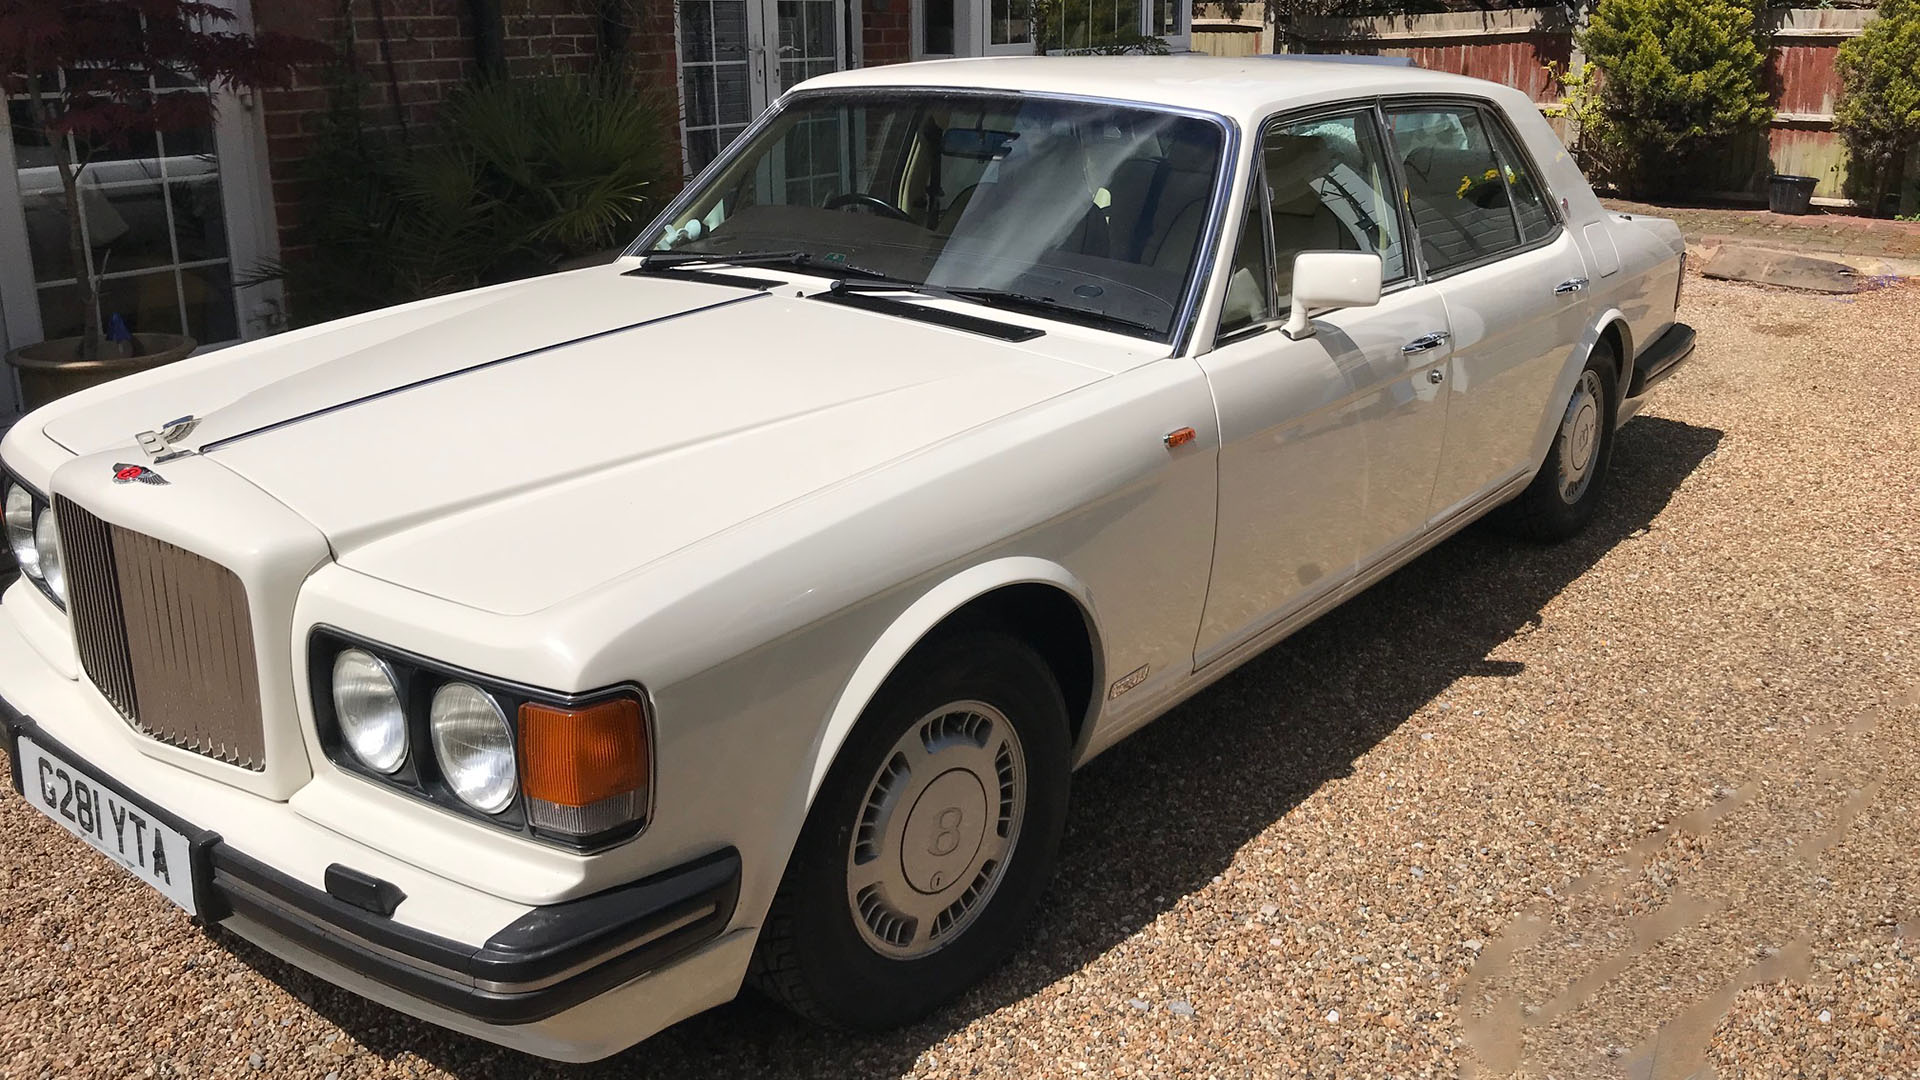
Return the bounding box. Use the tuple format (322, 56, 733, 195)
(679, 0, 761, 174)
(0, 75, 272, 383)
(772, 0, 845, 93)
(677, 0, 849, 176)
(981, 0, 1035, 55)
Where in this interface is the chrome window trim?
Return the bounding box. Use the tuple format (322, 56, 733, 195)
(1211, 150, 1277, 344)
(1480, 102, 1560, 245)
(1209, 98, 1419, 347)
(1376, 94, 1570, 284)
(626, 86, 1242, 354)
(1253, 102, 1419, 291)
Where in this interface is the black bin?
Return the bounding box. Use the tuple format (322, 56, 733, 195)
(1768, 174, 1819, 215)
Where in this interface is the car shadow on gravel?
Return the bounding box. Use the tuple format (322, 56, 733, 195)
(218, 414, 1724, 1079)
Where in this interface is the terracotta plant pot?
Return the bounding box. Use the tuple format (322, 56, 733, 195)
(5, 332, 196, 413)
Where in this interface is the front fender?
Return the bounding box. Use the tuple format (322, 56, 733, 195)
(803, 556, 1104, 809)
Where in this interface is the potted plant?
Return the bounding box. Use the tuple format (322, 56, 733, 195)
(0, 0, 320, 410)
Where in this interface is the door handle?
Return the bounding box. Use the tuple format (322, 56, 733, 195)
(1402, 331, 1450, 354)
(1555, 277, 1589, 295)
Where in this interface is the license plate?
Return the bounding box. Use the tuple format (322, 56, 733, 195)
(16, 736, 198, 916)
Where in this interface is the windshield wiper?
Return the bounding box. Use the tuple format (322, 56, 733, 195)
(830, 280, 1164, 339)
(635, 250, 919, 284)
(634, 249, 812, 270)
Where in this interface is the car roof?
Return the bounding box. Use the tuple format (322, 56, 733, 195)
(790, 55, 1514, 122)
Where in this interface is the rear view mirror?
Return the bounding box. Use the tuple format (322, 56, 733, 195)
(941, 128, 1019, 160)
(1282, 251, 1383, 340)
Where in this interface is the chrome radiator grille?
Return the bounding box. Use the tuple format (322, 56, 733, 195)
(57, 498, 267, 770)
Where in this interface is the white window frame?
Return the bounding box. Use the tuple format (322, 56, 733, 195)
(978, 0, 1039, 56)
(0, 0, 280, 414)
(913, 0, 1187, 59)
(912, 0, 960, 58)
(1149, 0, 1190, 52)
(676, 0, 859, 176)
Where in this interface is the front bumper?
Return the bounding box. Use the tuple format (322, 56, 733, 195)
(0, 651, 752, 1061)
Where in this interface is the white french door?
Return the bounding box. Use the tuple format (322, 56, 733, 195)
(916, 0, 1035, 58)
(0, 0, 279, 416)
(678, 0, 852, 175)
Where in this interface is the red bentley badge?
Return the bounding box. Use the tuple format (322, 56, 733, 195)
(112, 463, 168, 486)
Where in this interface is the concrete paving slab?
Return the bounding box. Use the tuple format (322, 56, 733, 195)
(1699, 244, 1886, 293)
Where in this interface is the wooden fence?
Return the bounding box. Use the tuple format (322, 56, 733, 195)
(1191, 6, 1890, 208)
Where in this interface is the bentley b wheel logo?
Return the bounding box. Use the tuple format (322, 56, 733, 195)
(112, 463, 168, 486)
(927, 807, 964, 857)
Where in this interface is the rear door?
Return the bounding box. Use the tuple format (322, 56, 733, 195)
(1194, 107, 1453, 665)
(1385, 102, 1593, 520)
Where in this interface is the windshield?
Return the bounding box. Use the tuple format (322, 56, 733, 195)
(640, 91, 1229, 341)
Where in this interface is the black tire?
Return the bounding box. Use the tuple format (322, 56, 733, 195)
(1493, 342, 1620, 542)
(748, 630, 1071, 1029)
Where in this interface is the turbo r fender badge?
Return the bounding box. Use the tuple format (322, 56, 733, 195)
(1107, 664, 1150, 700)
(112, 463, 169, 486)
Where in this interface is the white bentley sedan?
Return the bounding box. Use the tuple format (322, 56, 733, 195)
(0, 57, 1692, 1060)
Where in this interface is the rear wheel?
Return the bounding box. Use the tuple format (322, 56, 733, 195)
(750, 631, 1070, 1028)
(1494, 343, 1619, 542)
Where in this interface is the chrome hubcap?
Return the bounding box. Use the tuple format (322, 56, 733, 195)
(846, 701, 1025, 959)
(1557, 370, 1604, 503)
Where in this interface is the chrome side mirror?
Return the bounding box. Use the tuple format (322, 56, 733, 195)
(1282, 252, 1383, 340)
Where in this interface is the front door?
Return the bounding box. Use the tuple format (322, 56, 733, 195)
(678, 0, 850, 175)
(0, 56, 277, 414)
(1194, 108, 1452, 666)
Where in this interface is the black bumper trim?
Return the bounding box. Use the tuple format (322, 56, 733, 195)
(1628, 321, 1696, 397)
(1, 698, 741, 1026)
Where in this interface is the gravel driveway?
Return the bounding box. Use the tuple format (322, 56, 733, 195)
(3, 275, 1915, 1079)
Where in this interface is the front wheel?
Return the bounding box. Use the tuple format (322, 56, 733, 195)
(1493, 343, 1620, 542)
(749, 631, 1071, 1029)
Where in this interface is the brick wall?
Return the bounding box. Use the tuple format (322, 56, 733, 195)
(862, 0, 913, 65)
(252, 0, 687, 257)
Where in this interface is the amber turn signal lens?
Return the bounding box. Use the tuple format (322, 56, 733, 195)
(518, 698, 648, 808)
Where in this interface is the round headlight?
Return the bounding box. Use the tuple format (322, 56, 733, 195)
(5, 485, 39, 579)
(33, 506, 63, 601)
(332, 649, 408, 773)
(430, 683, 517, 814)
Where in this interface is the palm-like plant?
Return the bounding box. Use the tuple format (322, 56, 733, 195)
(436, 72, 673, 256)
(261, 73, 673, 325)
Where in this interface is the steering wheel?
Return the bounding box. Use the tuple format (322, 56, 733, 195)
(824, 192, 914, 223)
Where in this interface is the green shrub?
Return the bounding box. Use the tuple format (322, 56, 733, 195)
(1576, 0, 1775, 197)
(1553, 61, 1626, 190)
(1835, 0, 1920, 214)
(259, 73, 673, 326)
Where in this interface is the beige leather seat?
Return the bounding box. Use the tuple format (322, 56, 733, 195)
(1264, 134, 1352, 299)
(1102, 152, 1215, 271)
(1399, 143, 1517, 269)
(944, 133, 1101, 251)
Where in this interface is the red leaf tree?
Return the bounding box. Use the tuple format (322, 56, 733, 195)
(0, 1, 325, 361)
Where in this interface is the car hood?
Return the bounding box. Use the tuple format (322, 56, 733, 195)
(62, 268, 1113, 615)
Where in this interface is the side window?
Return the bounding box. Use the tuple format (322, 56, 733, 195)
(1217, 196, 1274, 337)
(1389, 106, 1522, 273)
(1262, 112, 1408, 305)
(1482, 114, 1556, 242)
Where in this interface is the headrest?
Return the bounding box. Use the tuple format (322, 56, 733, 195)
(1264, 134, 1335, 217)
